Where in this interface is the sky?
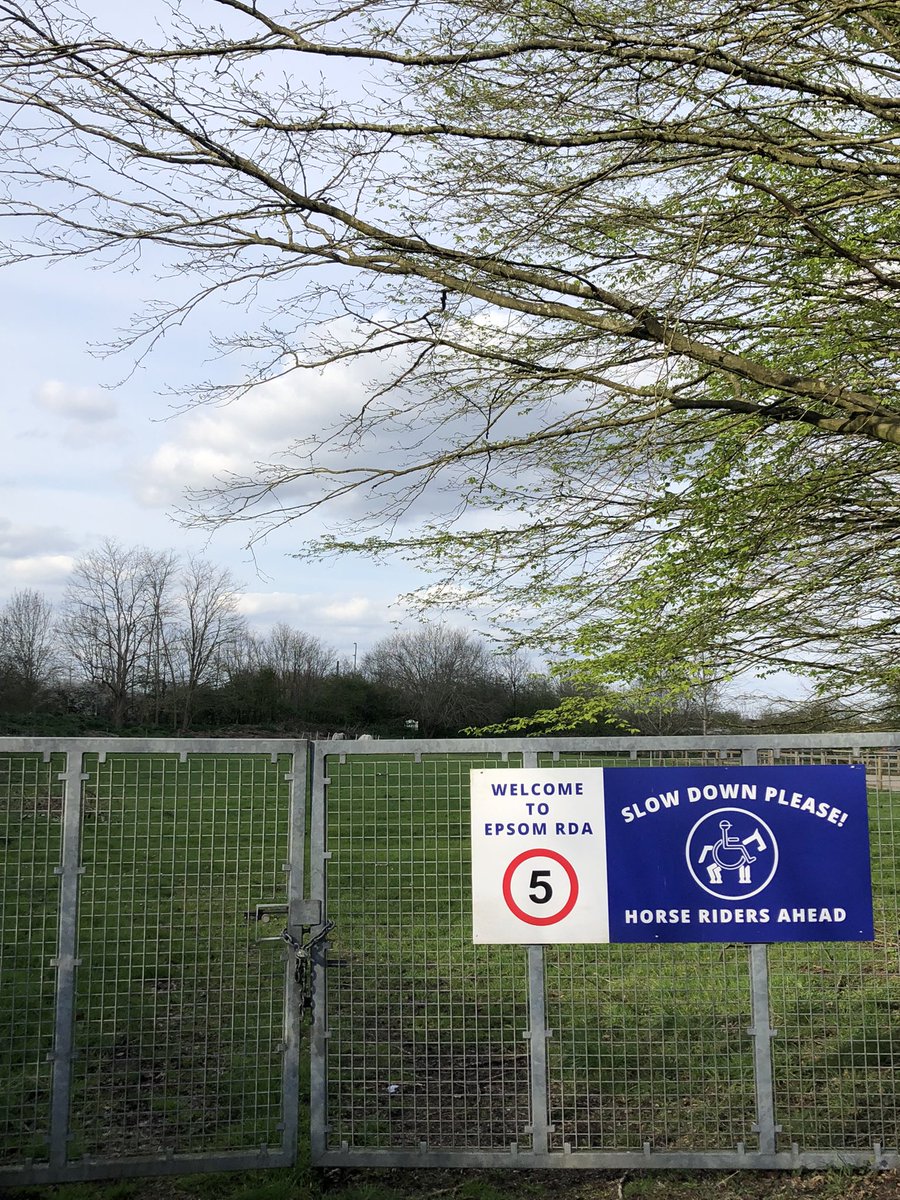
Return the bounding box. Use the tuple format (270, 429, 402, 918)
(0, 246, 430, 662)
(0, 250, 801, 706)
(0, 0, 804, 705)
(0, 0, 440, 665)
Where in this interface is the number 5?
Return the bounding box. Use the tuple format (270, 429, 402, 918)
(529, 869, 553, 904)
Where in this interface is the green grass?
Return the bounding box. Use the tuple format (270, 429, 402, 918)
(4, 1164, 900, 1200)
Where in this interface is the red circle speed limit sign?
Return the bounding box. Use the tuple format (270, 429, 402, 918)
(501, 848, 579, 926)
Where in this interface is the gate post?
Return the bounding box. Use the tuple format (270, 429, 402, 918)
(48, 745, 86, 1169)
(520, 748, 551, 1155)
(748, 943, 779, 1155)
(526, 945, 550, 1155)
(308, 741, 329, 1163)
(279, 743, 310, 1165)
(741, 745, 779, 1156)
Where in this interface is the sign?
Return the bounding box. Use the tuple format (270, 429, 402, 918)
(470, 765, 874, 944)
(470, 768, 609, 943)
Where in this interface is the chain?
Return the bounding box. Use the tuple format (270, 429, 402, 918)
(282, 920, 334, 1017)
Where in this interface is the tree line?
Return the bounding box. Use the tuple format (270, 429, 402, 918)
(1, 540, 869, 738)
(0, 539, 578, 736)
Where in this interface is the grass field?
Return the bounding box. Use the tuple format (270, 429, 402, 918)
(2, 744, 900, 1195)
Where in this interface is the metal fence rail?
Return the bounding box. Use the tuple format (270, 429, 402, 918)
(0, 739, 306, 1186)
(309, 735, 900, 1171)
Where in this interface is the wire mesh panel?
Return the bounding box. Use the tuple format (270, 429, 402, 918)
(545, 943, 754, 1151)
(538, 749, 756, 1151)
(0, 753, 64, 1164)
(313, 735, 900, 1170)
(318, 752, 533, 1153)
(767, 746, 900, 1152)
(68, 751, 295, 1161)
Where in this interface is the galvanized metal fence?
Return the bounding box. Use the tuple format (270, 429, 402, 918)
(0, 739, 307, 1185)
(3, 733, 900, 1182)
(309, 735, 900, 1172)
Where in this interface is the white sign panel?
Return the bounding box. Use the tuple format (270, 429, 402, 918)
(470, 768, 609, 943)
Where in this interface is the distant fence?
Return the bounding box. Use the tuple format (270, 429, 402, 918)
(2, 734, 900, 1183)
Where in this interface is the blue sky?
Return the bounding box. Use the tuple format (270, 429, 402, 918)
(0, 245, 431, 659)
(0, 1, 455, 662)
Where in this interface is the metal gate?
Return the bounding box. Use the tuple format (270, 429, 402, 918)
(309, 735, 900, 1171)
(3, 733, 900, 1182)
(0, 738, 308, 1185)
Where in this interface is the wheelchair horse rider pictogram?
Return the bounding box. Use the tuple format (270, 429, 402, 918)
(685, 807, 779, 900)
(696, 819, 768, 885)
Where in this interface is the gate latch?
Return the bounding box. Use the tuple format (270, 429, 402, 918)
(282, 921, 334, 1015)
(248, 903, 289, 942)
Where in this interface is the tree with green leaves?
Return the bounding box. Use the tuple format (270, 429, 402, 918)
(4, 1, 900, 712)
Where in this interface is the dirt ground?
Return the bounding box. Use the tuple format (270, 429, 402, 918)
(12, 1165, 900, 1200)
(319, 1166, 900, 1200)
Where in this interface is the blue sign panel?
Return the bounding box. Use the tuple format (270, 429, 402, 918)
(603, 765, 874, 942)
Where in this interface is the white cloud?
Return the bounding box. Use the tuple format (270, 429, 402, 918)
(133, 381, 322, 506)
(236, 590, 313, 618)
(4, 554, 75, 585)
(134, 442, 239, 506)
(320, 597, 377, 622)
(236, 588, 400, 642)
(0, 519, 76, 559)
(131, 353, 412, 511)
(34, 380, 117, 423)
